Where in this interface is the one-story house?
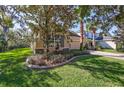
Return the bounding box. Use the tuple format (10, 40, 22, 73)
(31, 31, 80, 53)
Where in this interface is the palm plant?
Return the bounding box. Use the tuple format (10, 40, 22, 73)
(75, 5, 90, 51)
(85, 17, 97, 49)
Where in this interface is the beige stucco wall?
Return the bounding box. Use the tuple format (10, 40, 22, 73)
(64, 36, 80, 49)
(34, 35, 80, 50)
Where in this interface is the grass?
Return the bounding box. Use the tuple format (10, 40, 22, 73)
(0, 48, 124, 86)
(100, 48, 124, 54)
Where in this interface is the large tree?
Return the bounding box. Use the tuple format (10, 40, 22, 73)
(114, 6, 124, 51)
(17, 5, 78, 54)
(0, 6, 14, 51)
(88, 6, 124, 51)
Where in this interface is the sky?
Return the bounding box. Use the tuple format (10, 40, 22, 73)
(71, 22, 118, 36)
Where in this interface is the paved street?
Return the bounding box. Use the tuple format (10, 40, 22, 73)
(87, 50, 124, 60)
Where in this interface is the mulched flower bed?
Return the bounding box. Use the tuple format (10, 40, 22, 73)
(26, 49, 89, 69)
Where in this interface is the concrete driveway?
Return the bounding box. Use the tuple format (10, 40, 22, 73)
(87, 50, 124, 60)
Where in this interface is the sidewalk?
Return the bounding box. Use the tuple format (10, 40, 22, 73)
(87, 50, 124, 60)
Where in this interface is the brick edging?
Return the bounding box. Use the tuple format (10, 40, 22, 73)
(26, 55, 84, 69)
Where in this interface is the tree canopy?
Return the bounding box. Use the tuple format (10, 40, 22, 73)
(0, 5, 124, 52)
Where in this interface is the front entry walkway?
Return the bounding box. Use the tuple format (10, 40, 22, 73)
(87, 50, 124, 60)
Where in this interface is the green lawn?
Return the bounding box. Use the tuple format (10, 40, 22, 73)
(0, 48, 124, 87)
(100, 49, 124, 54)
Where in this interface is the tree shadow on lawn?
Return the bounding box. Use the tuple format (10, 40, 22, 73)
(0, 66, 62, 87)
(70, 55, 124, 86)
(0, 50, 62, 87)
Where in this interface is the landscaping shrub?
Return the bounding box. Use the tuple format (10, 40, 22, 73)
(116, 43, 124, 52)
(26, 49, 83, 66)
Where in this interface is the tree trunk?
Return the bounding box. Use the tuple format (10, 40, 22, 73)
(92, 29, 96, 50)
(80, 20, 84, 51)
(32, 32, 37, 55)
(92, 32, 95, 49)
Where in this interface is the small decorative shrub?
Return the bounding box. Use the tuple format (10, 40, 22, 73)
(26, 49, 83, 66)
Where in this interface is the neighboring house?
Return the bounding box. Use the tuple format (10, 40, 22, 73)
(97, 36, 116, 49)
(85, 32, 116, 49)
(32, 31, 80, 53)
